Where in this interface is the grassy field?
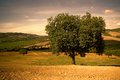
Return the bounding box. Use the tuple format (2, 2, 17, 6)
(104, 40, 120, 56)
(0, 50, 120, 80)
(0, 30, 120, 80)
(0, 51, 120, 67)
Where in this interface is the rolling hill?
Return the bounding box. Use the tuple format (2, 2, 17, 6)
(0, 32, 48, 51)
(0, 28, 120, 57)
(107, 28, 120, 32)
(104, 28, 120, 38)
(103, 28, 120, 57)
(0, 32, 45, 43)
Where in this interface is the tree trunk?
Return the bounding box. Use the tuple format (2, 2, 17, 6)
(70, 50, 76, 65)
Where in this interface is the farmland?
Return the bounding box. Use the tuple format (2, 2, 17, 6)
(0, 33, 48, 51)
(0, 51, 120, 80)
(103, 28, 120, 57)
(0, 29, 120, 80)
(0, 51, 120, 67)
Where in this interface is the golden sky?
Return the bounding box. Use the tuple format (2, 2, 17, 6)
(0, 0, 120, 35)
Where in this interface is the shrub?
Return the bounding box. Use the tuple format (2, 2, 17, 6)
(19, 48, 28, 55)
(104, 50, 120, 57)
(104, 51, 112, 57)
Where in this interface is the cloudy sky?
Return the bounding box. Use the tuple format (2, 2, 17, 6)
(0, 0, 120, 35)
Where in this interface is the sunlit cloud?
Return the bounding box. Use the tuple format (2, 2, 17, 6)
(36, 10, 62, 15)
(27, 19, 40, 22)
(117, 22, 120, 26)
(25, 16, 29, 18)
(104, 9, 114, 14)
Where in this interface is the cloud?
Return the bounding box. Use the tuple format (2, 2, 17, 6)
(117, 22, 120, 26)
(26, 18, 47, 23)
(36, 10, 63, 15)
(104, 9, 114, 14)
(25, 16, 29, 18)
(0, 0, 120, 35)
(27, 19, 40, 22)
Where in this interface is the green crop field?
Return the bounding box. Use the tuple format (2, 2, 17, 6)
(0, 40, 37, 51)
(0, 33, 48, 51)
(104, 40, 120, 57)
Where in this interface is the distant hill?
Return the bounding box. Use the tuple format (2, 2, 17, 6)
(104, 28, 120, 38)
(0, 32, 48, 51)
(107, 28, 120, 32)
(0, 32, 47, 43)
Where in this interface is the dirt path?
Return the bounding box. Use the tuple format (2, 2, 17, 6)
(103, 36, 120, 41)
(109, 31, 120, 37)
(0, 65, 120, 80)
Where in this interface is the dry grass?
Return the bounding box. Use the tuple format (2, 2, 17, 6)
(103, 36, 120, 41)
(1, 31, 120, 80)
(0, 65, 120, 80)
(0, 51, 120, 80)
(109, 31, 120, 37)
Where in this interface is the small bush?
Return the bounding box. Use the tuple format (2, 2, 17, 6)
(19, 48, 28, 55)
(103, 31, 111, 36)
(79, 52, 86, 57)
(104, 51, 112, 57)
(112, 50, 120, 57)
(104, 50, 120, 57)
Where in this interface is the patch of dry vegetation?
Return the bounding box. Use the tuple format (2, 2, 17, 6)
(103, 36, 120, 41)
(109, 31, 120, 37)
(0, 51, 120, 80)
(0, 65, 120, 80)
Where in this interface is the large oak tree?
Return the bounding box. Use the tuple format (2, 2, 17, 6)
(45, 12, 105, 64)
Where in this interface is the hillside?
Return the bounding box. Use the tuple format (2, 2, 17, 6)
(0, 32, 45, 43)
(103, 28, 120, 57)
(104, 28, 120, 37)
(107, 28, 120, 32)
(0, 32, 48, 51)
(0, 28, 120, 57)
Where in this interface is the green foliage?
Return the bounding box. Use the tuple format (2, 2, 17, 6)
(104, 40, 120, 57)
(46, 13, 80, 52)
(19, 48, 28, 55)
(105, 40, 120, 50)
(80, 12, 105, 54)
(0, 39, 40, 51)
(105, 50, 120, 57)
(103, 31, 111, 36)
(46, 13, 105, 53)
(46, 12, 105, 64)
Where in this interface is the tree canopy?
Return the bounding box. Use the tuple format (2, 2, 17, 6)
(45, 12, 105, 64)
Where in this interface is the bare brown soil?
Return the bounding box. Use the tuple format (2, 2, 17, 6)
(103, 36, 120, 41)
(109, 31, 120, 37)
(0, 65, 120, 80)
